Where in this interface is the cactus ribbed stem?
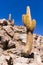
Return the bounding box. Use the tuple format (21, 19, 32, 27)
(22, 6, 36, 55)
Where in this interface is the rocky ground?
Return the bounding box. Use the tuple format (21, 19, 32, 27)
(0, 19, 43, 65)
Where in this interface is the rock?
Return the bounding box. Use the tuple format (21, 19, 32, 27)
(19, 34, 26, 43)
(28, 62, 38, 65)
(13, 26, 26, 33)
(3, 26, 14, 38)
(0, 54, 7, 65)
(0, 19, 8, 26)
(6, 57, 13, 65)
(13, 33, 20, 40)
(14, 57, 28, 63)
(0, 18, 43, 65)
(14, 63, 28, 65)
(8, 40, 16, 48)
(0, 48, 3, 55)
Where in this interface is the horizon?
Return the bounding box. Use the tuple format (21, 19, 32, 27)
(0, 0, 43, 35)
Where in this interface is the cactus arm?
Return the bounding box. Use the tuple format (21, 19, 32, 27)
(22, 15, 27, 26)
(30, 19, 36, 31)
(26, 6, 31, 22)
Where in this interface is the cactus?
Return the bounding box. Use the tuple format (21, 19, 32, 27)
(8, 13, 12, 21)
(22, 6, 36, 55)
(8, 14, 14, 26)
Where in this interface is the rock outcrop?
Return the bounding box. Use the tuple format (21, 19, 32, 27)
(0, 6, 43, 65)
(0, 18, 43, 65)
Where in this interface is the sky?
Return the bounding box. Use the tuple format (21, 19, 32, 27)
(0, 0, 43, 35)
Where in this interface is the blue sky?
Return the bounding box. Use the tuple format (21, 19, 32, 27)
(0, 0, 43, 35)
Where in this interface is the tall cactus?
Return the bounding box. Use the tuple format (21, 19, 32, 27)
(22, 6, 36, 55)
